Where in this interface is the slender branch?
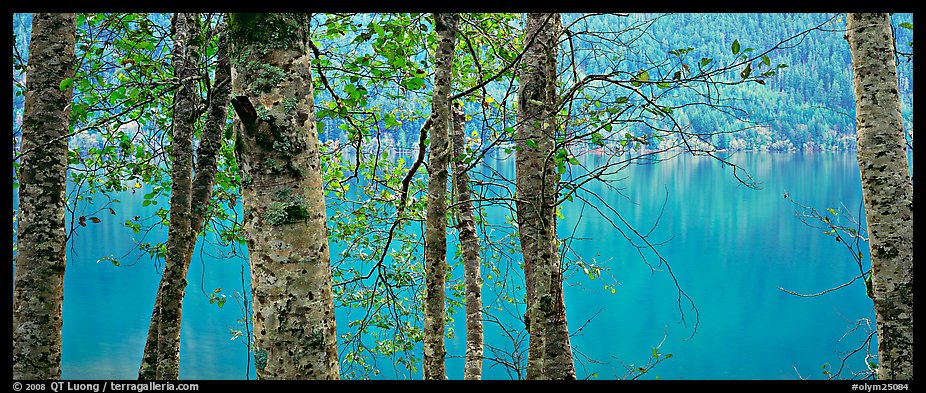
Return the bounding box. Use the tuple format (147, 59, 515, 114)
(778, 272, 869, 298)
(12, 75, 204, 162)
(397, 115, 433, 216)
(449, 13, 554, 102)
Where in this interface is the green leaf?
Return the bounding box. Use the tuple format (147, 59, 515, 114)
(899, 22, 913, 30)
(137, 41, 155, 51)
(59, 77, 73, 91)
(731, 40, 740, 55)
(403, 77, 425, 90)
(761, 55, 771, 67)
(630, 70, 648, 87)
(826, 207, 838, 216)
(665, 47, 691, 59)
(740, 63, 752, 79)
(384, 114, 402, 128)
(525, 139, 538, 148)
(568, 157, 580, 165)
(656, 82, 671, 89)
(97, 255, 120, 266)
(700, 58, 712, 67)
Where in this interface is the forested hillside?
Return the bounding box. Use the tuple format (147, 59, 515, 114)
(577, 13, 913, 151)
(13, 13, 915, 153)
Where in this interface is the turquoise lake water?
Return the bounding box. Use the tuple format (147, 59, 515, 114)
(14, 151, 878, 379)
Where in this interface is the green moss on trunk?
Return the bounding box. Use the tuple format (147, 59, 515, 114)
(229, 12, 339, 380)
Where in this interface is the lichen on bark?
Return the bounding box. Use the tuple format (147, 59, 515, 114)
(229, 12, 339, 380)
(450, 102, 484, 380)
(13, 12, 77, 380)
(151, 12, 203, 380)
(138, 18, 233, 381)
(422, 12, 459, 381)
(516, 13, 576, 380)
(846, 13, 914, 380)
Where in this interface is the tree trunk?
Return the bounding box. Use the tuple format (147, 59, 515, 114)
(12, 12, 76, 380)
(450, 102, 484, 380)
(544, 224, 575, 379)
(133, 13, 202, 380)
(422, 12, 459, 381)
(516, 13, 576, 380)
(189, 27, 233, 242)
(138, 20, 232, 380)
(846, 13, 914, 380)
(540, 14, 575, 378)
(228, 13, 339, 379)
(137, 288, 162, 379)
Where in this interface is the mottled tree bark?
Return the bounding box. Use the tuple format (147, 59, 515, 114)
(189, 29, 233, 246)
(12, 12, 77, 380)
(422, 12, 458, 381)
(135, 13, 202, 380)
(138, 20, 232, 380)
(137, 285, 163, 379)
(228, 13, 339, 379)
(544, 223, 575, 379)
(846, 13, 914, 380)
(450, 102, 484, 380)
(516, 13, 576, 380)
